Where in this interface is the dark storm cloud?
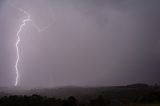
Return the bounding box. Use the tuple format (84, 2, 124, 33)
(0, 0, 160, 87)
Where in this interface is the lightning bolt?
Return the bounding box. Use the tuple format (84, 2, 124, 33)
(8, 1, 55, 86)
(15, 9, 31, 86)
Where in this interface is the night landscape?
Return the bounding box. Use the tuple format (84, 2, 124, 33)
(0, 0, 160, 106)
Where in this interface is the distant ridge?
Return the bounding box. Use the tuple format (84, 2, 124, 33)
(126, 83, 149, 88)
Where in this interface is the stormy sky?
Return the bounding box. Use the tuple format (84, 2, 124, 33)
(0, 0, 160, 87)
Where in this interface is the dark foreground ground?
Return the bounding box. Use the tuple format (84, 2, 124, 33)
(0, 83, 160, 106)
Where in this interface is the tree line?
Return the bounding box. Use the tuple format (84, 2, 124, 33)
(0, 94, 111, 106)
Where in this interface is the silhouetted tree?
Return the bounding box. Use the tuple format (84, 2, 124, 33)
(67, 96, 78, 106)
(89, 95, 110, 106)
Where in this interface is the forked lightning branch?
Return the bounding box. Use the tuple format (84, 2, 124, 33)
(8, 0, 54, 86)
(12, 7, 54, 86)
(15, 9, 31, 86)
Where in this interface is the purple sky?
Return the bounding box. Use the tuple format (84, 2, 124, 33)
(0, 0, 160, 87)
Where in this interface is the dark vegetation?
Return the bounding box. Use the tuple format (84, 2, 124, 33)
(0, 83, 160, 106)
(0, 95, 110, 106)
